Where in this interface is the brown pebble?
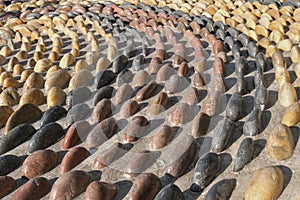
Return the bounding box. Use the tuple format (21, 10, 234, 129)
(113, 83, 133, 105)
(149, 92, 169, 115)
(45, 70, 71, 91)
(93, 142, 126, 169)
(124, 116, 149, 143)
(191, 112, 211, 138)
(282, 102, 300, 127)
(3, 78, 19, 89)
(132, 70, 151, 88)
(0, 176, 17, 199)
(60, 146, 90, 174)
(21, 149, 58, 179)
(20, 69, 34, 82)
(150, 125, 174, 150)
(148, 57, 162, 74)
(177, 62, 189, 77)
(213, 40, 225, 55)
(23, 72, 44, 91)
(171, 103, 192, 125)
(62, 120, 90, 149)
(0, 105, 13, 128)
(193, 72, 206, 88)
(182, 87, 200, 105)
(84, 181, 118, 200)
(156, 64, 176, 82)
(119, 99, 139, 118)
(92, 99, 113, 123)
(135, 81, 158, 102)
(12, 177, 50, 200)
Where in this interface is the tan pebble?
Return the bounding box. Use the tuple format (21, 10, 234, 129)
(255, 25, 269, 37)
(19, 88, 44, 107)
(282, 102, 300, 127)
(0, 46, 11, 57)
(96, 57, 111, 73)
(3, 78, 20, 89)
(23, 72, 44, 91)
(267, 124, 294, 160)
(107, 45, 118, 61)
(132, 70, 151, 88)
(46, 66, 61, 78)
(13, 64, 24, 76)
(272, 50, 285, 67)
(0, 87, 20, 106)
(27, 58, 36, 68)
(275, 66, 290, 87)
(277, 39, 293, 51)
(287, 29, 300, 43)
(245, 166, 284, 200)
(70, 48, 80, 57)
(7, 57, 19, 71)
(295, 63, 300, 78)
(269, 20, 284, 33)
(0, 72, 13, 84)
(47, 87, 67, 108)
(266, 45, 277, 57)
(258, 38, 270, 49)
(75, 60, 90, 73)
(0, 105, 13, 128)
(33, 51, 44, 61)
(291, 46, 300, 63)
(59, 53, 75, 68)
(34, 58, 53, 73)
(48, 51, 60, 62)
(52, 45, 62, 55)
(20, 69, 34, 82)
(69, 69, 94, 91)
(279, 82, 298, 107)
(86, 51, 100, 66)
(45, 70, 71, 91)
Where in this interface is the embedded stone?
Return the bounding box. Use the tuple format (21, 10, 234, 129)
(282, 102, 300, 127)
(62, 120, 90, 149)
(19, 88, 44, 107)
(0, 105, 13, 128)
(65, 103, 90, 128)
(234, 138, 254, 172)
(150, 125, 174, 150)
(170, 103, 192, 125)
(84, 181, 118, 200)
(279, 82, 298, 107)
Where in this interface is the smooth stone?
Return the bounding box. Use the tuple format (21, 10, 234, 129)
(191, 112, 210, 138)
(66, 86, 92, 108)
(96, 57, 111, 73)
(191, 152, 221, 192)
(254, 67, 265, 89)
(84, 181, 118, 200)
(50, 170, 90, 200)
(123, 116, 149, 143)
(111, 54, 129, 73)
(275, 66, 290, 87)
(124, 150, 157, 176)
(69, 69, 94, 91)
(47, 87, 67, 108)
(170, 103, 192, 125)
(65, 103, 90, 128)
(245, 166, 284, 200)
(60, 146, 90, 174)
(34, 58, 53, 73)
(192, 72, 206, 88)
(29, 122, 64, 153)
(62, 120, 90, 149)
(5, 103, 42, 134)
(19, 88, 44, 107)
(154, 184, 184, 200)
(213, 40, 225, 55)
(243, 107, 262, 136)
(211, 118, 235, 153)
(282, 102, 300, 127)
(114, 83, 133, 105)
(255, 84, 268, 111)
(93, 142, 126, 169)
(21, 149, 58, 179)
(127, 173, 161, 200)
(93, 86, 114, 106)
(177, 62, 189, 77)
(226, 92, 242, 121)
(0, 72, 13, 85)
(12, 177, 50, 200)
(248, 41, 258, 58)
(75, 60, 90, 73)
(150, 125, 174, 150)
(156, 64, 176, 82)
(116, 69, 133, 87)
(107, 45, 118, 61)
(92, 99, 113, 123)
(119, 99, 139, 118)
(149, 92, 169, 115)
(86, 118, 117, 149)
(291, 46, 300, 63)
(267, 124, 294, 161)
(165, 74, 187, 94)
(272, 50, 285, 67)
(0, 105, 13, 128)
(163, 135, 197, 177)
(0, 176, 17, 199)
(85, 51, 100, 66)
(124, 40, 137, 58)
(132, 55, 145, 71)
(214, 57, 224, 76)
(41, 105, 67, 127)
(205, 179, 236, 200)
(132, 70, 151, 88)
(59, 53, 75, 68)
(279, 82, 298, 107)
(0, 124, 36, 154)
(148, 57, 162, 74)
(45, 70, 71, 91)
(233, 138, 254, 172)
(23, 72, 44, 91)
(0, 155, 21, 176)
(0, 87, 20, 106)
(135, 81, 158, 102)
(95, 70, 116, 89)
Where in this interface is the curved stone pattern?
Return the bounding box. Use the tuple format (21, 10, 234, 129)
(0, 0, 299, 199)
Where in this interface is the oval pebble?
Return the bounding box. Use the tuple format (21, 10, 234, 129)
(0, 176, 16, 199)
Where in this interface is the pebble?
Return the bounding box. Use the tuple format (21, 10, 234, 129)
(243, 107, 262, 136)
(275, 66, 290, 87)
(84, 181, 118, 200)
(114, 83, 133, 105)
(50, 170, 90, 200)
(150, 125, 174, 150)
(205, 179, 236, 200)
(86, 117, 117, 149)
(65, 103, 90, 128)
(47, 87, 67, 108)
(69, 69, 94, 91)
(0, 155, 21, 176)
(191, 152, 221, 192)
(124, 116, 149, 143)
(96, 57, 111, 73)
(41, 106, 67, 127)
(5, 103, 42, 134)
(163, 135, 197, 177)
(59, 53, 75, 68)
(279, 82, 298, 107)
(191, 112, 211, 138)
(234, 138, 254, 172)
(60, 146, 90, 174)
(111, 54, 129, 73)
(165, 74, 187, 94)
(245, 166, 284, 200)
(95, 70, 116, 89)
(23, 72, 44, 91)
(62, 120, 90, 149)
(154, 184, 184, 200)
(0, 124, 36, 155)
(282, 102, 300, 127)
(21, 149, 58, 179)
(211, 118, 235, 153)
(12, 177, 50, 200)
(19, 88, 44, 107)
(267, 124, 294, 161)
(45, 70, 71, 91)
(29, 122, 64, 153)
(66, 86, 92, 108)
(148, 57, 162, 74)
(272, 50, 285, 67)
(156, 64, 176, 82)
(0, 105, 13, 128)
(93, 142, 126, 169)
(170, 103, 192, 125)
(132, 55, 145, 71)
(0, 87, 20, 106)
(132, 70, 152, 88)
(135, 81, 158, 102)
(149, 92, 169, 115)
(127, 173, 161, 199)
(119, 99, 139, 118)
(34, 58, 53, 73)
(92, 99, 113, 123)
(226, 92, 242, 121)
(116, 69, 133, 86)
(0, 176, 16, 199)
(93, 86, 114, 106)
